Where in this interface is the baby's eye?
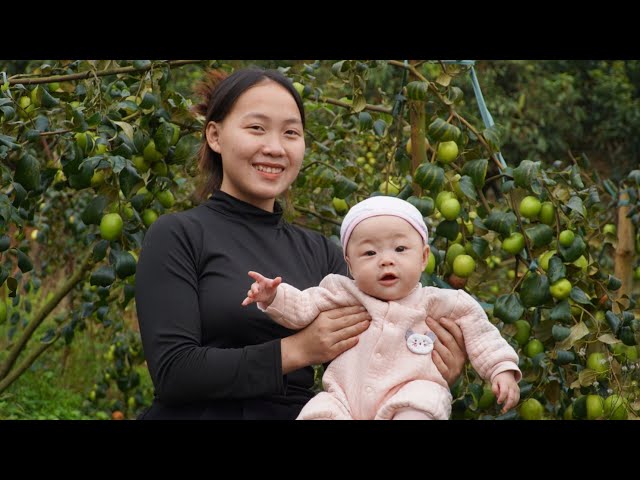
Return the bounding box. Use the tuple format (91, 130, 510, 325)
(249, 125, 265, 131)
(285, 129, 301, 137)
(365, 251, 376, 256)
(396, 246, 406, 252)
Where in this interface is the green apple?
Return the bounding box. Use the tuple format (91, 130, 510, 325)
(559, 229, 575, 247)
(332, 197, 348, 214)
(519, 196, 542, 219)
(436, 141, 459, 163)
(439, 198, 461, 221)
(539, 201, 556, 225)
(550, 278, 572, 300)
(452, 254, 475, 278)
(586, 352, 608, 379)
(502, 232, 525, 255)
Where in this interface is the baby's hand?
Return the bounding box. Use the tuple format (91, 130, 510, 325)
(492, 371, 520, 413)
(241, 271, 282, 307)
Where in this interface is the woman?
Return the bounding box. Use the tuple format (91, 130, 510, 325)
(135, 67, 467, 419)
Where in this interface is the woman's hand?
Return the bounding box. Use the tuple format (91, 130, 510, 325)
(426, 317, 467, 387)
(281, 305, 371, 374)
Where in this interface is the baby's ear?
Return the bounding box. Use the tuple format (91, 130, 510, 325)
(422, 245, 430, 270)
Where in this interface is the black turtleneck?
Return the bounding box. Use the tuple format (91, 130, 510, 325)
(135, 190, 348, 419)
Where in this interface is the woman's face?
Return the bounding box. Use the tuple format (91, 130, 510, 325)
(206, 80, 305, 211)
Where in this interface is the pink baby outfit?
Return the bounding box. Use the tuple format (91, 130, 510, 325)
(262, 274, 521, 420)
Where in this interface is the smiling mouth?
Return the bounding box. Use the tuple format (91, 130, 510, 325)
(253, 164, 284, 174)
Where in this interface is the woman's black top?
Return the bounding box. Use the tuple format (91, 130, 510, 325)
(135, 190, 347, 419)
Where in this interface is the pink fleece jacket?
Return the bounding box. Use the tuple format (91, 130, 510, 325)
(262, 274, 521, 420)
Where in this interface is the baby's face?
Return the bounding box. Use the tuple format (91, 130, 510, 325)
(345, 216, 429, 301)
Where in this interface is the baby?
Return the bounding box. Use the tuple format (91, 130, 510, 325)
(243, 196, 521, 420)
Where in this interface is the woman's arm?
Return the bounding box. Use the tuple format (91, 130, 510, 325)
(427, 317, 467, 387)
(280, 305, 371, 374)
(136, 215, 286, 405)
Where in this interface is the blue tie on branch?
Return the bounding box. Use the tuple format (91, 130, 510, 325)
(440, 60, 508, 169)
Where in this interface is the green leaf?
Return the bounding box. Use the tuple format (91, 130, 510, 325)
(17, 249, 33, 273)
(0, 134, 19, 149)
(513, 160, 540, 189)
(549, 299, 571, 323)
(525, 224, 553, 248)
(469, 237, 489, 259)
(406, 81, 429, 101)
(482, 125, 501, 152)
(566, 196, 585, 217)
(133, 60, 151, 69)
(547, 256, 566, 284)
(569, 287, 591, 304)
(519, 272, 551, 308)
(557, 321, 589, 350)
(40, 328, 56, 344)
(553, 350, 575, 365)
(0, 106, 16, 121)
(93, 240, 109, 262)
(40, 88, 59, 108)
(153, 123, 173, 155)
(14, 154, 41, 191)
(352, 95, 366, 113)
(570, 165, 584, 189)
(108, 155, 127, 174)
(397, 183, 413, 200)
(485, 211, 516, 237)
(172, 135, 200, 164)
(413, 162, 444, 192)
(358, 112, 373, 131)
(493, 293, 524, 324)
(112, 250, 137, 279)
(139, 92, 158, 110)
(119, 165, 144, 199)
(605, 310, 621, 334)
(123, 284, 136, 308)
(0, 266, 8, 287)
(407, 196, 434, 216)
(456, 176, 477, 200)
(606, 275, 622, 291)
(90, 266, 115, 287)
(558, 235, 586, 262)
(620, 326, 637, 346)
(552, 324, 571, 342)
(578, 369, 598, 387)
(0, 235, 9, 252)
(113, 121, 134, 142)
(435, 220, 459, 241)
(333, 175, 358, 198)
(373, 119, 387, 137)
(461, 159, 488, 188)
(428, 118, 461, 142)
(81, 195, 109, 225)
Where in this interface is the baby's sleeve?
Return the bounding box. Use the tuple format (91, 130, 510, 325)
(450, 290, 522, 383)
(261, 275, 351, 330)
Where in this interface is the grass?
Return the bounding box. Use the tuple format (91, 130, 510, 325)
(0, 305, 153, 420)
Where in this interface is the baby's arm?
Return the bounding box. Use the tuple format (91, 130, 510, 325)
(256, 274, 358, 330)
(241, 271, 282, 307)
(492, 371, 520, 413)
(439, 289, 521, 383)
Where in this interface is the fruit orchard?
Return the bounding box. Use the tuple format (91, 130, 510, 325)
(1, 60, 639, 420)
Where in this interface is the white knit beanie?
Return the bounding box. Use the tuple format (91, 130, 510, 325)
(340, 196, 429, 253)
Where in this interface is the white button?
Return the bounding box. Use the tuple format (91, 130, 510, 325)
(366, 386, 372, 393)
(375, 352, 382, 359)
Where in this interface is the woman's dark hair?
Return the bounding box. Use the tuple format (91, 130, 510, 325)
(192, 68, 305, 202)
